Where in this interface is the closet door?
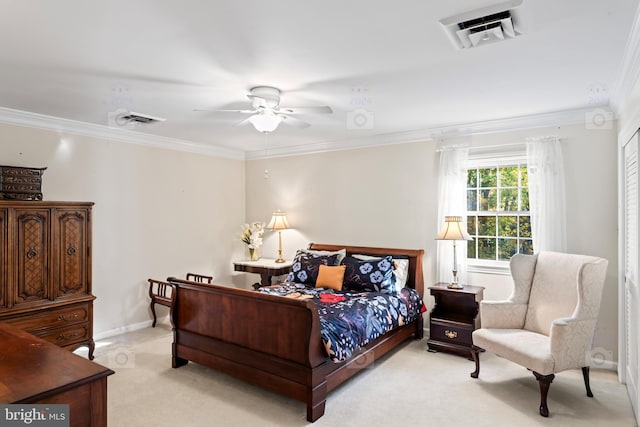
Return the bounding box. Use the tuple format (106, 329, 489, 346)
(623, 130, 639, 419)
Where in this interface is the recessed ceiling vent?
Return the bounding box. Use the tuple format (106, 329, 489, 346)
(118, 111, 166, 124)
(439, 0, 524, 49)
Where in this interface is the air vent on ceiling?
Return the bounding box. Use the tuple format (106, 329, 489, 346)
(439, 0, 524, 49)
(118, 111, 166, 124)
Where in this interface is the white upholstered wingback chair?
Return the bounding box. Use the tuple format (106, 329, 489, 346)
(470, 251, 608, 417)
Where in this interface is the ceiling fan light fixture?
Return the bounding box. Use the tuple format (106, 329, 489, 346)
(249, 112, 283, 133)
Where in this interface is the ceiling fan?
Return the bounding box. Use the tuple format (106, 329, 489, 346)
(200, 86, 333, 133)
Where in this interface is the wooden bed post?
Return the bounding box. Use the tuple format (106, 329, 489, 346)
(307, 380, 327, 422)
(169, 280, 188, 369)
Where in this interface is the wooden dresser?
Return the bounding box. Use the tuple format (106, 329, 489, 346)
(0, 201, 95, 359)
(0, 323, 114, 427)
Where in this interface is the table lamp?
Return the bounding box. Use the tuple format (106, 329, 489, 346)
(267, 210, 289, 263)
(436, 216, 472, 289)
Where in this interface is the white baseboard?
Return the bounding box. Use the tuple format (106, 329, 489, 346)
(94, 319, 154, 341)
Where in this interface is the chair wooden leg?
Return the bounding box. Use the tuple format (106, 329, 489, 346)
(150, 302, 157, 328)
(533, 371, 555, 417)
(582, 366, 594, 397)
(470, 345, 481, 378)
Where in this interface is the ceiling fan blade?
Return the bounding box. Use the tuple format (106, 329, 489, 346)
(193, 108, 256, 114)
(233, 117, 253, 127)
(278, 106, 333, 115)
(280, 114, 310, 129)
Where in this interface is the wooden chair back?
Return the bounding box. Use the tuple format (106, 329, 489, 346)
(186, 272, 213, 284)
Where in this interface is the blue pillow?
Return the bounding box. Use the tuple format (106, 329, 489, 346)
(286, 251, 339, 285)
(341, 255, 396, 293)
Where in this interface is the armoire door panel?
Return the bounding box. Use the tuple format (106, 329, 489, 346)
(0, 209, 7, 308)
(54, 209, 88, 297)
(14, 209, 50, 305)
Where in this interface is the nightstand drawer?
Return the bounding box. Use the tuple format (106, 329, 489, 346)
(430, 320, 473, 346)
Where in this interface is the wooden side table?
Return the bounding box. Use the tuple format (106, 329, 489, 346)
(427, 282, 484, 358)
(234, 258, 293, 289)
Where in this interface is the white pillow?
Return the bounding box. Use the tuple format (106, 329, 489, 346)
(303, 248, 346, 265)
(352, 254, 410, 289)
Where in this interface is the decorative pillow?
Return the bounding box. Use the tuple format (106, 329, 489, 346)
(341, 255, 396, 293)
(315, 265, 346, 291)
(286, 251, 340, 285)
(303, 248, 347, 265)
(353, 254, 410, 289)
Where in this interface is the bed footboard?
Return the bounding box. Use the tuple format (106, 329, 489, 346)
(168, 278, 330, 420)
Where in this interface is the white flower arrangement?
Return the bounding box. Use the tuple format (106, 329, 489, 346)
(240, 222, 265, 249)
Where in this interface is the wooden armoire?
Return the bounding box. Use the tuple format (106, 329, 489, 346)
(0, 201, 95, 359)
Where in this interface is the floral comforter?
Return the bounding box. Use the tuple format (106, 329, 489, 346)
(257, 283, 425, 362)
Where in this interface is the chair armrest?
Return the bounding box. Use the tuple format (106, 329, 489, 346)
(480, 301, 527, 329)
(148, 279, 172, 299)
(550, 317, 598, 372)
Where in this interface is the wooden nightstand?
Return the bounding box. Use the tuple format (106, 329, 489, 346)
(233, 258, 293, 289)
(427, 282, 484, 358)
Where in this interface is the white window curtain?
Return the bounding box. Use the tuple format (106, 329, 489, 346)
(437, 147, 469, 283)
(526, 137, 567, 253)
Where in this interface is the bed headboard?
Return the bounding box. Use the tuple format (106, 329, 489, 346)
(307, 243, 424, 297)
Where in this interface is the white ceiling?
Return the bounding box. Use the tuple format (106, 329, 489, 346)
(0, 0, 637, 157)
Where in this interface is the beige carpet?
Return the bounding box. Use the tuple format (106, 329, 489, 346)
(79, 324, 637, 426)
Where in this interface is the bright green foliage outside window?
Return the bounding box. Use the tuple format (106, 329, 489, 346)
(467, 163, 532, 262)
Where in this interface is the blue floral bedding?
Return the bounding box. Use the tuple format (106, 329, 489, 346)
(257, 283, 425, 363)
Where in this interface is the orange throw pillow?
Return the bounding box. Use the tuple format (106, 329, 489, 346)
(315, 265, 346, 291)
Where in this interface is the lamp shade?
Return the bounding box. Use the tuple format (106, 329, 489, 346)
(249, 112, 282, 133)
(267, 211, 289, 231)
(436, 216, 472, 241)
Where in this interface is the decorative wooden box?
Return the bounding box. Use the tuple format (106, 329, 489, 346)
(0, 165, 47, 200)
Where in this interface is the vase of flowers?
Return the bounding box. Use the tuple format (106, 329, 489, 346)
(241, 222, 264, 261)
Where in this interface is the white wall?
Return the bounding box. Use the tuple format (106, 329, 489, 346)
(246, 122, 619, 361)
(0, 122, 245, 336)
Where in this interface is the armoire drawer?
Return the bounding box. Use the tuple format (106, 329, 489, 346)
(2, 303, 89, 331)
(31, 323, 90, 347)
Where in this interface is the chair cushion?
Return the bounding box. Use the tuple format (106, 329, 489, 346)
(472, 328, 555, 375)
(523, 252, 600, 336)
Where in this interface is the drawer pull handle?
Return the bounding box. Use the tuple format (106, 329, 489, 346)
(56, 331, 79, 341)
(445, 330, 458, 339)
(57, 313, 79, 321)
(67, 244, 77, 256)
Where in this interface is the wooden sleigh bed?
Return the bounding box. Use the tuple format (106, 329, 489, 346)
(167, 243, 424, 422)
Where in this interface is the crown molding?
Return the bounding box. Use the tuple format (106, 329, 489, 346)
(0, 107, 245, 160)
(612, 3, 640, 112)
(245, 106, 613, 160)
(0, 105, 612, 162)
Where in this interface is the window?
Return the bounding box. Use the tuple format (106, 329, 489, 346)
(466, 161, 533, 263)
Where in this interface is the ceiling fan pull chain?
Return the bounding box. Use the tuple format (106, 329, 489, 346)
(264, 132, 270, 179)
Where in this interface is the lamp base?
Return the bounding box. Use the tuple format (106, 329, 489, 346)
(447, 282, 464, 289)
(275, 257, 286, 263)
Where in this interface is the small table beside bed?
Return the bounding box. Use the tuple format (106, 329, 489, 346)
(168, 243, 425, 422)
